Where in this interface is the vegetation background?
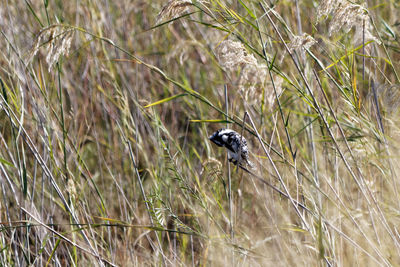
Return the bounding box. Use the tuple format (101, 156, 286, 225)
(1, 0, 400, 266)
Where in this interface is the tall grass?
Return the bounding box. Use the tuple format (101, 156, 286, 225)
(1, 0, 400, 266)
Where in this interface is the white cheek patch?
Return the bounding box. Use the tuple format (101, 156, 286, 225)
(222, 135, 228, 142)
(219, 129, 234, 136)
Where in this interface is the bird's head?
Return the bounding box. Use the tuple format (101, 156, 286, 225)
(209, 128, 230, 147)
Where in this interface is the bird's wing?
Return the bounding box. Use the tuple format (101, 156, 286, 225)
(225, 136, 241, 153)
(224, 142, 236, 153)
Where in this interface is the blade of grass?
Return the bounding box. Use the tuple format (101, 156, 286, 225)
(144, 93, 188, 108)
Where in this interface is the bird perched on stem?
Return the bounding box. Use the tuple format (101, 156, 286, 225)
(209, 128, 254, 168)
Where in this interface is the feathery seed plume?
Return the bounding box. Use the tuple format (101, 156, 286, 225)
(215, 40, 269, 105)
(156, 0, 193, 24)
(29, 25, 74, 71)
(288, 33, 317, 52)
(318, 0, 380, 45)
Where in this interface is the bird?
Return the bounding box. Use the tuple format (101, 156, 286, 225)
(209, 128, 254, 168)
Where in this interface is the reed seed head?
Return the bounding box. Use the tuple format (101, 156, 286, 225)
(288, 33, 317, 52)
(318, 0, 380, 45)
(156, 0, 193, 24)
(29, 25, 74, 71)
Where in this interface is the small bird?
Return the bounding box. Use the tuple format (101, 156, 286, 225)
(209, 128, 254, 168)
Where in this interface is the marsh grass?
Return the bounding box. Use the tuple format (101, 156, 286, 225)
(1, 0, 400, 266)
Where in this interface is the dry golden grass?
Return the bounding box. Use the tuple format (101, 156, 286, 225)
(1, 0, 400, 266)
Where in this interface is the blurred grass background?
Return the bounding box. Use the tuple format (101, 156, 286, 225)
(1, 0, 400, 266)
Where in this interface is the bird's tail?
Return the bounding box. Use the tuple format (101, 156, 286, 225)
(242, 159, 255, 169)
(248, 160, 255, 169)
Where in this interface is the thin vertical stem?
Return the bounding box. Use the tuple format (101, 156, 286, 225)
(224, 84, 234, 263)
(295, 0, 302, 34)
(125, 134, 167, 266)
(362, 19, 365, 83)
(56, 63, 68, 183)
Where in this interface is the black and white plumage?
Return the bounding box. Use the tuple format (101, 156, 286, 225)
(209, 128, 254, 168)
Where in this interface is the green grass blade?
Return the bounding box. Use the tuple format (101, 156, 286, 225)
(144, 93, 188, 108)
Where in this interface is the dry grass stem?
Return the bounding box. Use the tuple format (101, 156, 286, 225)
(1, 1, 399, 266)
